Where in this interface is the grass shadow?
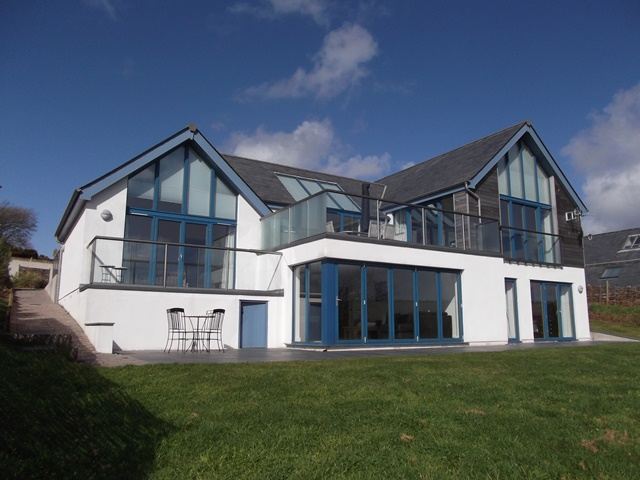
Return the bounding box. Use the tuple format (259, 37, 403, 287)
(0, 340, 171, 479)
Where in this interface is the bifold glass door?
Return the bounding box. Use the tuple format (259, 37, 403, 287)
(334, 263, 461, 344)
(530, 281, 574, 339)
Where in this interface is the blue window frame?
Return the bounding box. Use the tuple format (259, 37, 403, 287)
(500, 195, 553, 263)
(123, 144, 238, 288)
(291, 259, 463, 346)
(530, 281, 575, 340)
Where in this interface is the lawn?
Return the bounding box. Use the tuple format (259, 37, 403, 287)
(2, 343, 639, 479)
(589, 303, 640, 340)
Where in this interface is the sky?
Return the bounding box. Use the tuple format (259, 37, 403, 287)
(1, 0, 640, 255)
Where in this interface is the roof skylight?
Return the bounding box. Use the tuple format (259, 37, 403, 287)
(621, 234, 640, 251)
(276, 174, 360, 212)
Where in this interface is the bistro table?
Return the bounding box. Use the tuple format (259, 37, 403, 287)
(184, 315, 208, 352)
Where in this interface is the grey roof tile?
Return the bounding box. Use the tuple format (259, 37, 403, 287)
(376, 121, 528, 202)
(222, 154, 386, 205)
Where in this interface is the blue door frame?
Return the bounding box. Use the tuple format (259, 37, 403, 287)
(310, 260, 463, 346)
(240, 301, 268, 348)
(531, 281, 576, 341)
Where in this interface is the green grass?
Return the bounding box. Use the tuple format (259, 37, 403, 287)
(589, 303, 640, 340)
(2, 343, 640, 479)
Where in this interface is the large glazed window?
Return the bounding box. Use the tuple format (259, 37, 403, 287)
(291, 261, 462, 345)
(497, 142, 551, 203)
(122, 144, 238, 288)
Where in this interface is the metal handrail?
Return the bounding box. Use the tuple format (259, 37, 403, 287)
(499, 226, 561, 238)
(86, 235, 283, 255)
(259, 189, 500, 223)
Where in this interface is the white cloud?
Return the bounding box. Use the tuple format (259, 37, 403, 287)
(562, 83, 640, 233)
(84, 0, 118, 20)
(229, 0, 330, 26)
(227, 119, 391, 179)
(242, 23, 377, 100)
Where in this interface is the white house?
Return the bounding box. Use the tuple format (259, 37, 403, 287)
(51, 121, 591, 353)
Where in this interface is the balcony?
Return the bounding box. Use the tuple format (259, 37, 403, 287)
(85, 236, 284, 293)
(261, 191, 502, 256)
(500, 226, 561, 265)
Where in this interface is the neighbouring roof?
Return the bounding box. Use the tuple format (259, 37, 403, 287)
(584, 228, 640, 265)
(377, 121, 528, 202)
(223, 154, 386, 205)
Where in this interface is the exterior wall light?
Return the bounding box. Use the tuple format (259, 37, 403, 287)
(100, 209, 113, 222)
(577, 285, 584, 294)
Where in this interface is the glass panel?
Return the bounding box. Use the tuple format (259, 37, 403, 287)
(308, 262, 322, 342)
(536, 163, 550, 204)
(441, 197, 456, 247)
(545, 283, 560, 338)
(299, 179, 322, 195)
(511, 204, 524, 260)
(440, 272, 460, 339)
(290, 202, 307, 242)
(505, 279, 517, 340)
(541, 209, 555, 262)
(507, 144, 523, 198)
(127, 165, 155, 209)
(155, 220, 181, 286)
(338, 264, 362, 341)
(278, 175, 308, 201)
(393, 211, 408, 242)
(393, 269, 414, 340)
(559, 284, 574, 338)
(500, 199, 511, 255)
(418, 270, 438, 339)
(530, 282, 544, 339)
(329, 192, 360, 211)
(211, 224, 235, 288)
(497, 157, 508, 195)
(410, 208, 423, 244)
(522, 145, 537, 201)
(294, 266, 306, 342)
(523, 206, 539, 261)
(366, 266, 389, 340)
(214, 176, 237, 220)
(122, 214, 152, 285)
(158, 149, 184, 213)
(326, 210, 340, 233)
(183, 223, 207, 288)
(187, 152, 211, 217)
(342, 214, 360, 233)
(424, 206, 439, 245)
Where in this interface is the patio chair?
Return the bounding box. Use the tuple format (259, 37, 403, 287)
(164, 308, 193, 353)
(201, 309, 225, 352)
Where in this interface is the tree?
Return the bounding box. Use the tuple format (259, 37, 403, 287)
(0, 201, 37, 288)
(0, 201, 37, 247)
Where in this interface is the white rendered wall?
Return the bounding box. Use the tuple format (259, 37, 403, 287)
(277, 238, 591, 347)
(81, 288, 283, 351)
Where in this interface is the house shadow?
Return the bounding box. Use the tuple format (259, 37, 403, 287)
(1, 341, 171, 479)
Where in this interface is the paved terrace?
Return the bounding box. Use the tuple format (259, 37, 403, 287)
(9, 289, 637, 367)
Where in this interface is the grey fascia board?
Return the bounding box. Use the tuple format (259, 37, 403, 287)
(81, 129, 193, 199)
(192, 132, 271, 216)
(55, 192, 86, 243)
(468, 125, 588, 213)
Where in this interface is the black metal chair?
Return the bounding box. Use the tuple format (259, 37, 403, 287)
(201, 309, 225, 352)
(164, 308, 193, 353)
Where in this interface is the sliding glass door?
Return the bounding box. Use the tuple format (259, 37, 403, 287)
(530, 281, 574, 340)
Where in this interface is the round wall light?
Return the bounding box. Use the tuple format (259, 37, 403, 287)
(577, 285, 584, 294)
(100, 209, 113, 222)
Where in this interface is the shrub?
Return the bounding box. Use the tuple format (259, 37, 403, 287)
(11, 270, 48, 289)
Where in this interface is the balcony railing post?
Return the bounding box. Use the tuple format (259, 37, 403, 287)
(163, 243, 168, 287)
(89, 239, 97, 284)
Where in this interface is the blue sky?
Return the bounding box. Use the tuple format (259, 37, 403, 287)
(2, 0, 640, 255)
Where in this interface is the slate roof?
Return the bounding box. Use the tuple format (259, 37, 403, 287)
(376, 121, 528, 203)
(223, 154, 386, 206)
(584, 227, 640, 287)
